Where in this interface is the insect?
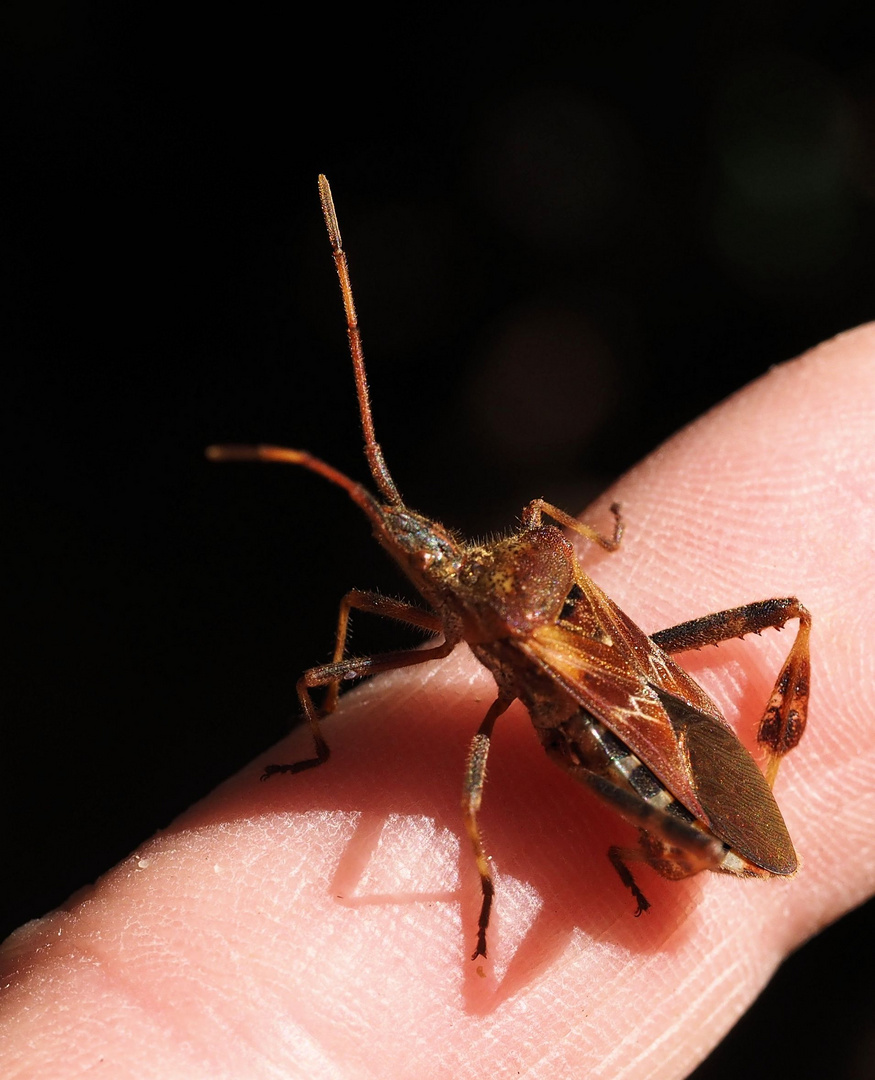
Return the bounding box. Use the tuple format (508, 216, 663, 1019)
(208, 176, 811, 960)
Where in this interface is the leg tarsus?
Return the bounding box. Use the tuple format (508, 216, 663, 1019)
(471, 878, 494, 961)
(261, 752, 328, 781)
(261, 722, 331, 781)
(608, 845, 651, 916)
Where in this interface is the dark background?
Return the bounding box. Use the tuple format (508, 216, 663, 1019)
(2, 4, 874, 1076)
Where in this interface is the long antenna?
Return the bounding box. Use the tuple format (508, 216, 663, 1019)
(206, 443, 384, 529)
(318, 175, 401, 506)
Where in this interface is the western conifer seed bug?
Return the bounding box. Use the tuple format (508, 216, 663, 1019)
(208, 176, 812, 960)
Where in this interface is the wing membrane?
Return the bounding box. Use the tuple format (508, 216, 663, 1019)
(518, 574, 729, 821)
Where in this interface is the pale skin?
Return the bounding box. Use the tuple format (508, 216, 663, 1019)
(3, 328, 875, 1079)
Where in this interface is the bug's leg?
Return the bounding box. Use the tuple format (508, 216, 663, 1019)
(267, 589, 440, 775)
(585, 773, 729, 910)
(651, 598, 812, 785)
(322, 589, 443, 715)
(262, 635, 456, 780)
(462, 695, 514, 960)
(521, 498, 624, 551)
(607, 845, 651, 917)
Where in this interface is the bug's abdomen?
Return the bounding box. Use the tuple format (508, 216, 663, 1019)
(541, 711, 700, 825)
(538, 711, 768, 880)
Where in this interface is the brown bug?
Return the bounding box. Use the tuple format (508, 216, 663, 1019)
(208, 176, 811, 960)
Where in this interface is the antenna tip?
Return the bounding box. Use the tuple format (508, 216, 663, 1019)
(318, 175, 341, 249)
(205, 444, 273, 463)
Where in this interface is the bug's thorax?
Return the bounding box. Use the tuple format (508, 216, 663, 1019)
(375, 504, 578, 645)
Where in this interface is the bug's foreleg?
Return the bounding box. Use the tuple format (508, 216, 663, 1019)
(651, 597, 812, 785)
(262, 635, 455, 780)
(462, 696, 514, 960)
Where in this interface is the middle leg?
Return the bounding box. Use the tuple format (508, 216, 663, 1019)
(462, 695, 514, 960)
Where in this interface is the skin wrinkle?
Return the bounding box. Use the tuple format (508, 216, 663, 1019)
(92, 837, 348, 1079)
(42, 940, 219, 1077)
(598, 944, 756, 1080)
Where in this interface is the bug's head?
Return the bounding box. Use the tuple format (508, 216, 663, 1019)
(373, 502, 463, 595)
